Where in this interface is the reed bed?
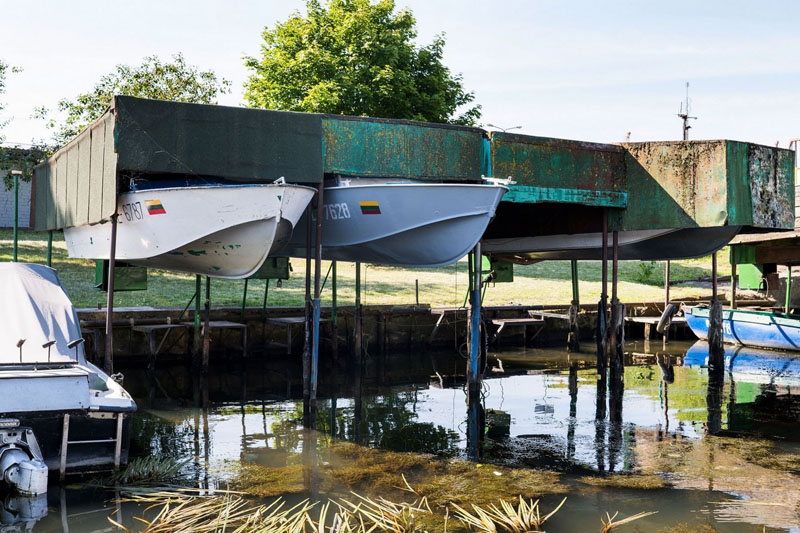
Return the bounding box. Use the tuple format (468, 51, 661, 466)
(112, 487, 655, 532)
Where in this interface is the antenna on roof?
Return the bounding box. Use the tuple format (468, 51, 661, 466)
(677, 82, 696, 141)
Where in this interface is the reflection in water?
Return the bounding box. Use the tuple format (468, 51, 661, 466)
(17, 339, 800, 532)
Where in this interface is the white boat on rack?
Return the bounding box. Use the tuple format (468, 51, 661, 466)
(64, 181, 316, 278)
(482, 225, 742, 262)
(0, 263, 136, 494)
(280, 177, 508, 267)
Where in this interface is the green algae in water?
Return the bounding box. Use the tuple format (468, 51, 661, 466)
(578, 473, 667, 490)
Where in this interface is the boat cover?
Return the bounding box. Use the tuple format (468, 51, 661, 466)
(0, 263, 85, 364)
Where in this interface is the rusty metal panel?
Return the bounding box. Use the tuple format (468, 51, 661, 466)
(322, 116, 483, 180)
(621, 140, 793, 231)
(744, 143, 794, 229)
(490, 133, 626, 198)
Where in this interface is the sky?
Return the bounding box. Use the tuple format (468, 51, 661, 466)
(1, 0, 799, 148)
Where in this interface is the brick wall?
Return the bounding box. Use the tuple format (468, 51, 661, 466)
(0, 174, 32, 228)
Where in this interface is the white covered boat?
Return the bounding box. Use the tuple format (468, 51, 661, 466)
(64, 181, 316, 278)
(0, 263, 136, 493)
(280, 177, 507, 267)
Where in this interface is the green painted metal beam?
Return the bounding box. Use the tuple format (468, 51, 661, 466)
(502, 184, 627, 208)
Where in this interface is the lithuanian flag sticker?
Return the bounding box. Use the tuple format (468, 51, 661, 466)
(145, 199, 166, 215)
(359, 201, 381, 215)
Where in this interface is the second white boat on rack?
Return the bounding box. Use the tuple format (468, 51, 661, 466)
(279, 177, 508, 267)
(64, 181, 316, 278)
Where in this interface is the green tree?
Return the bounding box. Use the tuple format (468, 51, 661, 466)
(244, 0, 480, 125)
(38, 53, 231, 145)
(0, 59, 9, 143)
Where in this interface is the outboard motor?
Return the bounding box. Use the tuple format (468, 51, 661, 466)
(0, 419, 47, 495)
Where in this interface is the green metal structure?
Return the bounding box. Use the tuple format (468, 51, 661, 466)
(31, 95, 794, 240)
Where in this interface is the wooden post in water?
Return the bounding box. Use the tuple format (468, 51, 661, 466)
(467, 244, 483, 458)
(609, 231, 625, 386)
(202, 276, 211, 373)
(596, 210, 608, 375)
(194, 275, 202, 356)
(708, 252, 724, 370)
(104, 213, 118, 375)
(302, 204, 313, 414)
(567, 259, 580, 352)
(310, 183, 324, 406)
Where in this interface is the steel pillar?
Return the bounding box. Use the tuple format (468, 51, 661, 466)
(104, 214, 118, 375)
(311, 183, 324, 404)
(46, 230, 53, 267)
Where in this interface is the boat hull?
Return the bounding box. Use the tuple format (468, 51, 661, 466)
(482, 226, 742, 261)
(280, 183, 507, 267)
(685, 306, 800, 352)
(64, 183, 315, 278)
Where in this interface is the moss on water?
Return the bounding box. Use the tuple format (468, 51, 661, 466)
(235, 463, 308, 497)
(232, 441, 567, 510)
(578, 473, 666, 490)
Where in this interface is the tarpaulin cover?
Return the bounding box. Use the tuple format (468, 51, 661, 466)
(0, 263, 86, 364)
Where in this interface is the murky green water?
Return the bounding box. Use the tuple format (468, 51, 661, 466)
(15, 339, 800, 531)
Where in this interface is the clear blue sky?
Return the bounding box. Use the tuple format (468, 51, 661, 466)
(1, 0, 798, 148)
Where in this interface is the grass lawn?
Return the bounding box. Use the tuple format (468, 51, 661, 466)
(1, 229, 731, 309)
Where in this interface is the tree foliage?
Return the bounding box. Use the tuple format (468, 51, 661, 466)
(39, 53, 231, 145)
(0, 58, 8, 142)
(244, 0, 480, 125)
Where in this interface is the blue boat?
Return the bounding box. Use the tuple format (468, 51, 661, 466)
(684, 305, 800, 352)
(684, 340, 800, 385)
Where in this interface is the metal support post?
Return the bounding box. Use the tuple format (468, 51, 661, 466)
(786, 265, 793, 313)
(12, 171, 21, 262)
(708, 252, 724, 370)
(354, 262, 362, 359)
(331, 261, 338, 361)
(194, 275, 202, 355)
(468, 243, 482, 398)
(261, 279, 270, 318)
(303, 205, 312, 411)
(664, 260, 671, 345)
(311, 183, 324, 404)
(596, 210, 608, 375)
(46, 230, 53, 267)
(202, 276, 211, 373)
(609, 231, 624, 383)
(567, 259, 580, 352)
(240, 278, 249, 322)
(730, 247, 737, 310)
(104, 214, 118, 375)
